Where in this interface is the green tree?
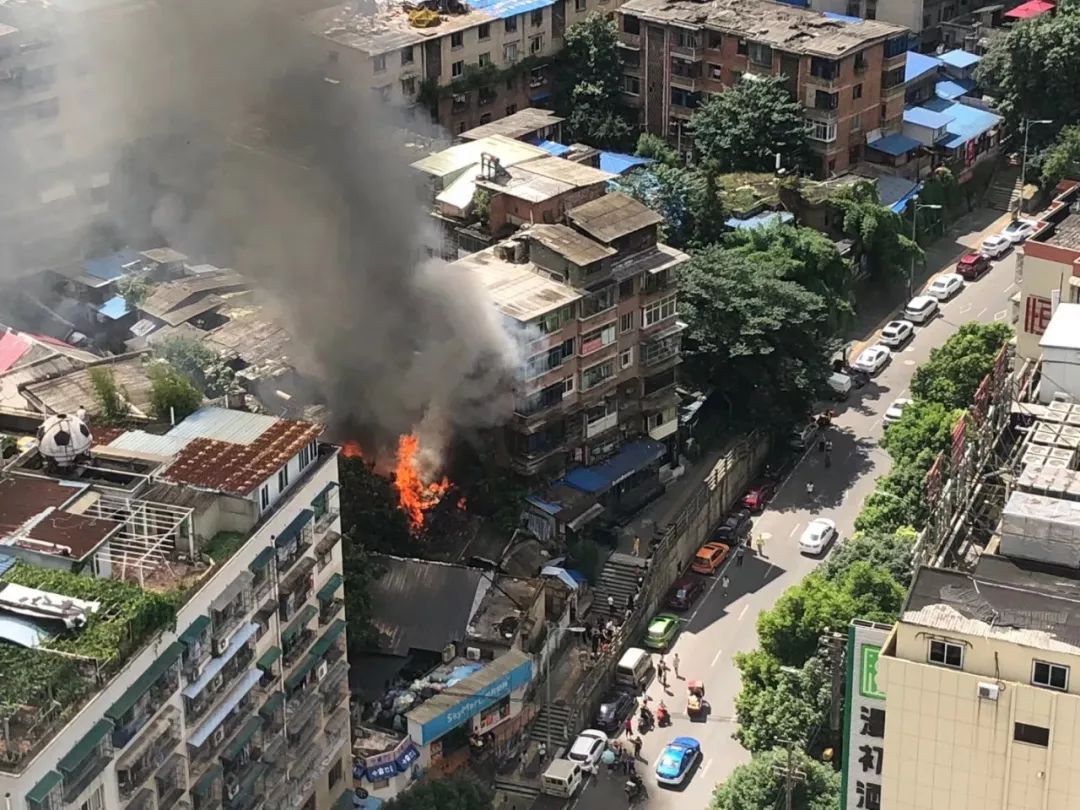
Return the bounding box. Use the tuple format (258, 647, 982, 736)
(853, 460, 932, 535)
(338, 455, 413, 554)
(678, 243, 839, 429)
(616, 163, 726, 249)
(831, 180, 922, 280)
(152, 336, 237, 398)
(89, 367, 131, 426)
(559, 15, 633, 148)
(147, 363, 203, 422)
(472, 189, 491, 230)
(880, 400, 967, 466)
(383, 776, 493, 810)
(710, 747, 840, 810)
(117, 275, 149, 311)
(910, 321, 1012, 409)
(733, 650, 832, 752)
(1041, 125, 1080, 187)
(691, 76, 808, 173)
(341, 532, 383, 651)
(820, 527, 917, 588)
(635, 132, 679, 166)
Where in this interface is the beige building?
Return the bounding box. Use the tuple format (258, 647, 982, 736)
(878, 555, 1080, 810)
(1013, 206, 1080, 362)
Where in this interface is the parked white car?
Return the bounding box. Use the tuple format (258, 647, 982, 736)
(904, 295, 940, 324)
(1002, 219, 1038, 243)
(879, 319, 914, 349)
(799, 518, 838, 555)
(927, 273, 964, 300)
(853, 345, 892, 375)
(884, 397, 913, 425)
(981, 234, 1011, 258)
(567, 730, 609, 767)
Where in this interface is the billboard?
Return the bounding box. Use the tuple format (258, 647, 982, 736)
(841, 621, 891, 810)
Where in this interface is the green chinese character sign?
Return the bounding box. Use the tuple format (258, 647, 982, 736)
(859, 644, 883, 700)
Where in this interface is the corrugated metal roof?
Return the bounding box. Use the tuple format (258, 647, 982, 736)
(904, 50, 940, 83)
(469, 0, 556, 21)
(938, 49, 980, 69)
(411, 135, 549, 181)
(108, 430, 192, 457)
(81, 249, 142, 282)
(98, 296, 131, 321)
(0, 614, 51, 648)
(904, 106, 955, 130)
(923, 98, 1002, 149)
(0, 331, 32, 374)
(166, 406, 278, 446)
(567, 192, 664, 244)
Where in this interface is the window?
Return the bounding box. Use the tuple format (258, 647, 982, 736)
(622, 75, 640, 94)
(675, 29, 698, 49)
(581, 359, 616, 390)
(563, 377, 575, 394)
(79, 787, 104, 810)
(815, 90, 838, 110)
(278, 465, 289, 492)
(373, 54, 386, 72)
(478, 22, 491, 39)
(505, 15, 518, 32)
(623, 14, 640, 34)
(619, 279, 635, 299)
(452, 60, 464, 77)
(580, 323, 617, 355)
(853, 83, 863, 99)
(670, 87, 699, 109)
(621, 312, 634, 332)
(374, 85, 390, 102)
(531, 8, 543, 26)
(260, 485, 270, 511)
(1033, 660, 1069, 691)
(530, 34, 544, 54)
(928, 639, 963, 668)
(747, 42, 772, 67)
(809, 56, 836, 80)
(575, 0, 587, 11)
(846, 0, 860, 14)
(1014, 723, 1050, 747)
(807, 119, 837, 142)
(451, 31, 464, 49)
(620, 348, 633, 369)
(479, 52, 492, 66)
(402, 76, 416, 95)
(401, 46, 414, 65)
(643, 294, 677, 327)
(506, 103, 517, 115)
(329, 760, 343, 788)
(708, 32, 721, 49)
(504, 43, 518, 61)
(581, 285, 615, 317)
(736, 38, 747, 55)
(865, 0, 877, 18)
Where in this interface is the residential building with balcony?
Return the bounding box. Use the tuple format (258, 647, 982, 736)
(0, 406, 350, 810)
(451, 190, 687, 477)
(615, 0, 910, 177)
(304, 0, 618, 138)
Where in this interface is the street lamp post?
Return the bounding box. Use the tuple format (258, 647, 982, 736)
(909, 197, 943, 300)
(1018, 118, 1052, 217)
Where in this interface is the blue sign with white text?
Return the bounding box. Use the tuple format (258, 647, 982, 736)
(418, 658, 534, 744)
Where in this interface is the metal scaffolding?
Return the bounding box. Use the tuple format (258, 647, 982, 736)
(86, 494, 195, 585)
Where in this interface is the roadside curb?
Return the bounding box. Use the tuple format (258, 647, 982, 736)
(846, 208, 1016, 359)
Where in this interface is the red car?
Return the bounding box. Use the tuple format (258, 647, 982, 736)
(741, 483, 774, 513)
(956, 252, 991, 281)
(666, 576, 705, 611)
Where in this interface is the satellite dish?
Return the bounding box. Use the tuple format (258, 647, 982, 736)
(36, 413, 93, 467)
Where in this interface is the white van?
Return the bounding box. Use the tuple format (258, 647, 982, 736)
(541, 759, 585, 797)
(826, 372, 852, 400)
(616, 647, 654, 689)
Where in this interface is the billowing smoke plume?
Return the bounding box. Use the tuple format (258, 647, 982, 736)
(77, 0, 520, 464)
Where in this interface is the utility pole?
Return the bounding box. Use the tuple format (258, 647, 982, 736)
(819, 629, 848, 734)
(773, 740, 806, 810)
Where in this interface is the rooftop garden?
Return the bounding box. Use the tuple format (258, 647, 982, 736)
(715, 172, 862, 217)
(203, 531, 247, 564)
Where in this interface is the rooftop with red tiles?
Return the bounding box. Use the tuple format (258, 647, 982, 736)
(0, 477, 122, 560)
(160, 418, 322, 496)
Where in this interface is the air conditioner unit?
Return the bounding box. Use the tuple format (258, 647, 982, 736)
(442, 643, 456, 663)
(226, 778, 240, 799)
(316, 661, 328, 681)
(977, 682, 1000, 701)
(466, 647, 481, 661)
(186, 660, 206, 682)
(213, 636, 229, 656)
(213, 727, 226, 746)
(211, 673, 224, 691)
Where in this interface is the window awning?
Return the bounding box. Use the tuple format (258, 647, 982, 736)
(106, 642, 184, 721)
(222, 715, 264, 761)
(308, 619, 346, 660)
(256, 646, 281, 672)
(180, 616, 210, 646)
(317, 573, 343, 603)
(183, 623, 259, 698)
(313, 481, 339, 503)
(191, 764, 223, 797)
(275, 509, 314, 548)
(249, 546, 275, 572)
(58, 719, 112, 774)
(26, 771, 62, 805)
(188, 669, 262, 747)
(563, 439, 667, 494)
(259, 691, 285, 718)
(285, 655, 319, 693)
(282, 605, 318, 643)
(1005, 0, 1054, 16)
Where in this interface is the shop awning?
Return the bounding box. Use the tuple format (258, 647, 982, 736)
(222, 715, 264, 761)
(308, 619, 347, 660)
(563, 439, 666, 493)
(1005, 0, 1054, 17)
(249, 546, 275, 572)
(257, 646, 281, 672)
(188, 669, 262, 747)
(868, 133, 922, 156)
(183, 623, 259, 698)
(179, 616, 210, 646)
(260, 691, 285, 718)
(58, 719, 112, 774)
(191, 765, 223, 798)
(317, 573, 343, 603)
(275, 509, 313, 548)
(106, 642, 184, 721)
(282, 605, 318, 643)
(26, 771, 62, 806)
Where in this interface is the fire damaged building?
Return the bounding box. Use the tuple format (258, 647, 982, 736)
(452, 191, 686, 479)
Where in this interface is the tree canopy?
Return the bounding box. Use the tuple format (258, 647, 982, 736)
(339, 455, 413, 555)
(910, 321, 1012, 409)
(691, 76, 808, 172)
(820, 528, 917, 589)
(559, 14, 633, 149)
(710, 747, 840, 810)
(616, 162, 726, 249)
(733, 649, 832, 753)
(1041, 125, 1080, 187)
(147, 363, 203, 422)
(880, 400, 967, 467)
(382, 776, 493, 810)
(831, 181, 922, 281)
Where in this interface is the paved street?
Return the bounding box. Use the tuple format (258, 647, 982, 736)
(571, 216, 1021, 810)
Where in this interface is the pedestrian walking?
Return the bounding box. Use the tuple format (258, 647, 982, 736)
(632, 536, 641, 556)
(633, 736, 643, 760)
(825, 440, 833, 454)
(591, 634, 600, 655)
(624, 716, 633, 737)
(818, 437, 826, 453)
(672, 652, 680, 678)
(755, 533, 766, 557)
(627, 592, 636, 611)
(538, 741, 547, 761)
(608, 594, 616, 616)
(721, 574, 730, 595)
(736, 546, 745, 567)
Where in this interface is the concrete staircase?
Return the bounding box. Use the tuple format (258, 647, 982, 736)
(529, 703, 575, 748)
(985, 166, 1021, 212)
(590, 552, 648, 617)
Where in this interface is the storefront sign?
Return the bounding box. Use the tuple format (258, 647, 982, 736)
(363, 737, 414, 770)
(841, 621, 890, 810)
(416, 657, 533, 745)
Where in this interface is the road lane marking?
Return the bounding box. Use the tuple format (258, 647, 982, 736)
(1005, 282, 1017, 294)
(789, 524, 800, 537)
(702, 759, 713, 775)
(711, 648, 724, 667)
(737, 605, 749, 621)
(995, 310, 1008, 321)
(978, 307, 987, 318)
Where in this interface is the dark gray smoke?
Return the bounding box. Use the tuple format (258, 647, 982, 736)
(81, 0, 521, 467)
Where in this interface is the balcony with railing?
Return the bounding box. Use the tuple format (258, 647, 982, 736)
(279, 557, 316, 606)
(275, 510, 315, 576)
(191, 763, 224, 810)
(210, 572, 255, 644)
(312, 482, 340, 535)
(225, 762, 271, 810)
(187, 678, 262, 778)
(670, 32, 703, 60)
(59, 720, 113, 804)
(640, 321, 685, 369)
(155, 752, 187, 809)
(117, 707, 182, 802)
(314, 531, 340, 573)
(109, 644, 183, 750)
(184, 624, 259, 724)
(128, 788, 156, 810)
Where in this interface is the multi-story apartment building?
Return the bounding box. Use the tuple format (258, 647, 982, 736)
(811, 0, 954, 48)
(453, 190, 686, 476)
(0, 406, 350, 810)
(305, 0, 618, 136)
(615, 0, 910, 177)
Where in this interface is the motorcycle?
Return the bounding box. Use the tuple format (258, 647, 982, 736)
(656, 703, 670, 728)
(637, 707, 654, 734)
(625, 776, 646, 802)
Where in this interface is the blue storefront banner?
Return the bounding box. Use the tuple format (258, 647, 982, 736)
(417, 657, 534, 744)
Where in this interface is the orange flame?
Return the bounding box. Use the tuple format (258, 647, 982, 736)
(394, 433, 450, 530)
(457, 497, 467, 510)
(342, 441, 364, 459)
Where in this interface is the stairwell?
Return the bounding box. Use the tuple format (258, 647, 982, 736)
(589, 552, 648, 618)
(985, 165, 1022, 213)
(529, 703, 574, 748)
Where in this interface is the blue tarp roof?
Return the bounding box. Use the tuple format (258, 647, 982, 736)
(82, 249, 142, 282)
(881, 177, 920, 213)
(823, 11, 863, 22)
(939, 49, 980, 69)
(868, 132, 922, 156)
(469, 0, 555, 20)
(97, 295, 131, 320)
(904, 106, 955, 129)
(935, 78, 975, 100)
(563, 439, 667, 494)
(725, 211, 795, 231)
(525, 495, 561, 515)
(923, 98, 1002, 149)
(528, 138, 571, 157)
(600, 151, 653, 175)
(905, 51, 941, 83)
(529, 91, 551, 103)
